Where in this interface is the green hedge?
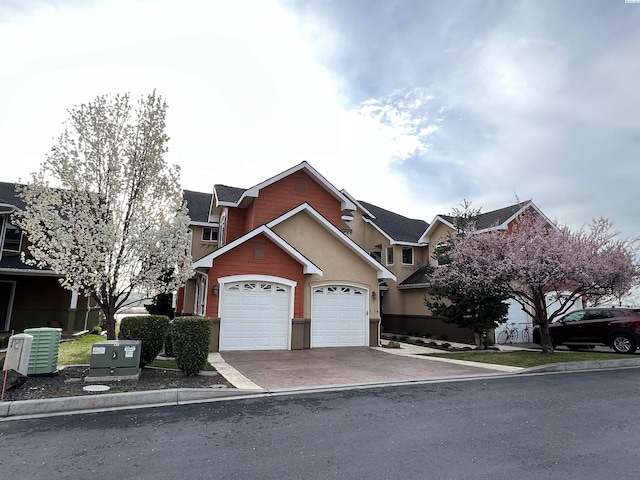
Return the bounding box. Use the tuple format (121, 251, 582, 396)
(172, 316, 211, 376)
(118, 315, 170, 366)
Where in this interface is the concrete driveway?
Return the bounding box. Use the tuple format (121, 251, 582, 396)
(218, 346, 508, 390)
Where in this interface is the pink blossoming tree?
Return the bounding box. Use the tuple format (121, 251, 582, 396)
(432, 210, 639, 353)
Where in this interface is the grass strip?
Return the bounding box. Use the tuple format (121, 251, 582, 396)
(424, 350, 628, 368)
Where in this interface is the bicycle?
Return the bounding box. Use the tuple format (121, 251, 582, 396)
(497, 323, 519, 344)
(521, 324, 531, 343)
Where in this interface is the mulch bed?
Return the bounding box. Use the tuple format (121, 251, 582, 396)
(1, 366, 233, 402)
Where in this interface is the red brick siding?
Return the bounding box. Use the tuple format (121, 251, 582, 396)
(206, 233, 305, 318)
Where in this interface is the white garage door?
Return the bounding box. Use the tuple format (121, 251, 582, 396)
(312, 285, 367, 347)
(220, 281, 291, 351)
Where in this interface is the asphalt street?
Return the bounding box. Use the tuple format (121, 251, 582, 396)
(2, 368, 640, 480)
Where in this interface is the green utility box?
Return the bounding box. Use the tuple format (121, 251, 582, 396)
(24, 327, 62, 376)
(85, 340, 142, 382)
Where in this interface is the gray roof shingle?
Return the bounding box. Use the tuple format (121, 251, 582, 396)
(0, 182, 24, 210)
(440, 201, 528, 231)
(398, 266, 433, 288)
(359, 201, 429, 244)
(215, 184, 246, 204)
(183, 190, 213, 223)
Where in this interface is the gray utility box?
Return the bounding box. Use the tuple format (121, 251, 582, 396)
(86, 340, 142, 382)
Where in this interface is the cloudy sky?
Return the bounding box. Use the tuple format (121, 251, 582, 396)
(1, 0, 639, 238)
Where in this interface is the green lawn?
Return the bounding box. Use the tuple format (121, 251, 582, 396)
(425, 350, 631, 368)
(57, 334, 214, 371)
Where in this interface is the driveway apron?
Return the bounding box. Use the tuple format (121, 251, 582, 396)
(219, 347, 500, 389)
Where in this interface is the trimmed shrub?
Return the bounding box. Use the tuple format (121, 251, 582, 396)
(164, 329, 174, 357)
(118, 315, 170, 366)
(172, 316, 211, 376)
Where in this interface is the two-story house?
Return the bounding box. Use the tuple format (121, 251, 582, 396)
(175, 162, 396, 351)
(0, 182, 100, 334)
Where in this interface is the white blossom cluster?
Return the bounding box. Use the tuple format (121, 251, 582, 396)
(14, 91, 193, 335)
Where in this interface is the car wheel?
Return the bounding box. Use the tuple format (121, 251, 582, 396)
(611, 334, 637, 354)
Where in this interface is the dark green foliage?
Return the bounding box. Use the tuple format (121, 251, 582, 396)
(425, 200, 510, 347)
(90, 325, 103, 335)
(426, 285, 509, 335)
(172, 316, 211, 376)
(118, 315, 170, 366)
(144, 292, 175, 319)
(164, 329, 174, 357)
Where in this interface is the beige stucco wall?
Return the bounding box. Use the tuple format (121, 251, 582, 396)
(426, 222, 455, 264)
(345, 209, 389, 254)
(271, 211, 380, 320)
(189, 225, 218, 261)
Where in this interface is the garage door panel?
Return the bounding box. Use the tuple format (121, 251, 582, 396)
(220, 281, 290, 351)
(312, 285, 368, 347)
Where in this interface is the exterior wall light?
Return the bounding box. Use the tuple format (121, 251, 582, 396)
(371, 291, 377, 300)
(212, 285, 219, 295)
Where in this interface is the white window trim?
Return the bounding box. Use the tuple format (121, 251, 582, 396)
(386, 246, 394, 266)
(401, 246, 414, 266)
(201, 226, 218, 242)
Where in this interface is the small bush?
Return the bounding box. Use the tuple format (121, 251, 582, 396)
(387, 340, 401, 349)
(172, 316, 211, 376)
(438, 334, 449, 341)
(90, 325, 103, 335)
(118, 315, 170, 366)
(399, 335, 409, 342)
(482, 336, 494, 348)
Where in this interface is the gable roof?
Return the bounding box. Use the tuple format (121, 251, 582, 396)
(419, 200, 550, 243)
(194, 202, 396, 280)
(214, 185, 246, 205)
(358, 201, 429, 245)
(183, 190, 214, 224)
(193, 224, 322, 275)
(212, 161, 357, 211)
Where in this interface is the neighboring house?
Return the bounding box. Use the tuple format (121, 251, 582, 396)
(344, 198, 567, 343)
(0, 182, 100, 334)
(176, 162, 396, 351)
(415, 200, 582, 342)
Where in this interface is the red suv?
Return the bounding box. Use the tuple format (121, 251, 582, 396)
(532, 308, 640, 354)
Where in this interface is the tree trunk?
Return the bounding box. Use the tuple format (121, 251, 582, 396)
(474, 332, 483, 350)
(103, 303, 117, 340)
(537, 322, 554, 354)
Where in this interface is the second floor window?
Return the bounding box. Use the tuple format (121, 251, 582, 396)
(2, 222, 21, 252)
(386, 247, 394, 266)
(202, 227, 218, 242)
(401, 247, 414, 265)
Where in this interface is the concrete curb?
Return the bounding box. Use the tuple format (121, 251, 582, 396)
(0, 388, 265, 419)
(519, 357, 640, 374)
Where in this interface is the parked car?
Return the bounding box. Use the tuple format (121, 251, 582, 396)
(532, 307, 640, 354)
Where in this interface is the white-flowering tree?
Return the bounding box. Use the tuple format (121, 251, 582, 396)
(15, 91, 193, 339)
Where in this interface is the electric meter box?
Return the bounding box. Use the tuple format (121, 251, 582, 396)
(3, 333, 34, 376)
(86, 340, 141, 381)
